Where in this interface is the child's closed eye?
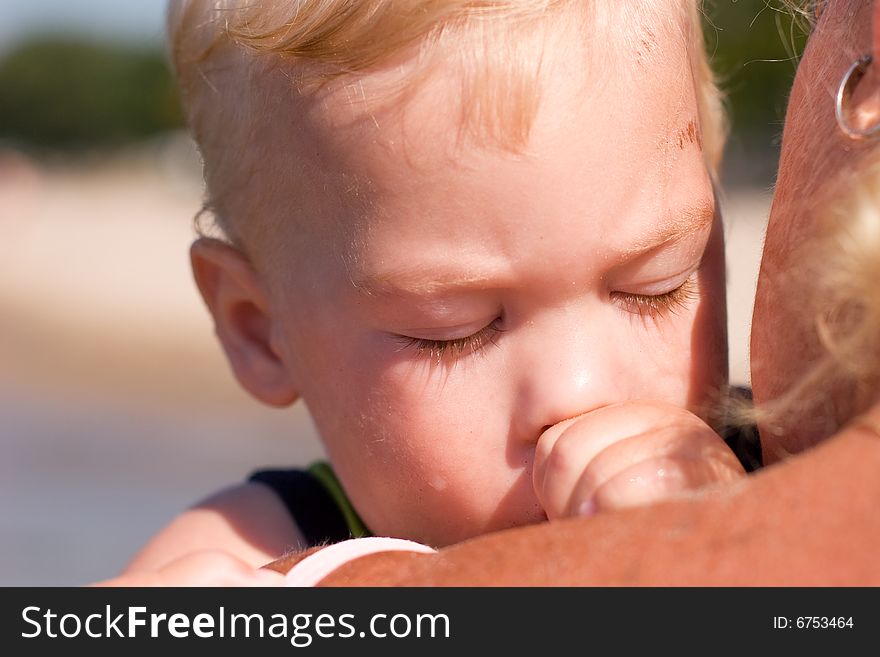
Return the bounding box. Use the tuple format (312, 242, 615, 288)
(392, 276, 697, 362)
(394, 319, 504, 362)
(611, 276, 697, 319)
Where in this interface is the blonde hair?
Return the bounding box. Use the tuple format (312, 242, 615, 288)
(167, 1, 726, 240)
(753, 154, 880, 440)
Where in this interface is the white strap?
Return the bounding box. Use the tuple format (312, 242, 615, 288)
(285, 536, 437, 587)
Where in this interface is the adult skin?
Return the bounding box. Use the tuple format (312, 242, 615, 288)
(267, 0, 880, 585)
(750, 0, 880, 461)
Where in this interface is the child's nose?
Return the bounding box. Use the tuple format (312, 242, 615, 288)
(512, 316, 629, 442)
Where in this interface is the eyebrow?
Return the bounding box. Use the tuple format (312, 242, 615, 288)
(619, 200, 715, 257)
(351, 200, 715, 297)
(351, 262, 507, 298)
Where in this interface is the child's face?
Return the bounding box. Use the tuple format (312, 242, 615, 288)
(232, 15, 726, 546)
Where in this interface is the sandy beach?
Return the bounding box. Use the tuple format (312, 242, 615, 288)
(0, 140, 771, 585)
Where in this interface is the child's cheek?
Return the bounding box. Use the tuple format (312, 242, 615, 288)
(346, 352, 538, 544)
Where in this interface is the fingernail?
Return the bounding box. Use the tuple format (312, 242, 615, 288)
(578, 498, 597, 517)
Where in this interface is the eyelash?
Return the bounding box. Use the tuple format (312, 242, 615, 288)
(395, 320, 504, 361)
(611, 277, 697, 319)
(395, 278, 696, 361)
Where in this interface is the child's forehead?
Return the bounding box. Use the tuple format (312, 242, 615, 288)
(224, 3, 702, 258)
(258, 65, 709, 265)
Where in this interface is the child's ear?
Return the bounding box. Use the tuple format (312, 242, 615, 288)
(190, 237, 299, 407)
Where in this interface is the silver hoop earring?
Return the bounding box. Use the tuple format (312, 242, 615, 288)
(835, 55, 880, 140)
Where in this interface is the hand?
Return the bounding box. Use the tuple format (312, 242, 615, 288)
(533, 400, 745, 519)
(90, 550, 286, 587)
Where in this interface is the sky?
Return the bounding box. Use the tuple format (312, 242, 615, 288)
(0, 0, 167, 52)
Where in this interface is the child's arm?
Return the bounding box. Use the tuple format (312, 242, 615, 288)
(533, 400, 745, 519)
(122, 482, 308, 574)
(92, 550, 286, 586)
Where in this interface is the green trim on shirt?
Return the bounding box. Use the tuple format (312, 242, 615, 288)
(308, 461, 372, 538)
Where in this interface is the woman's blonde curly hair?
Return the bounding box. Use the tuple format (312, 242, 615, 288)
(754, 154, 880, 443)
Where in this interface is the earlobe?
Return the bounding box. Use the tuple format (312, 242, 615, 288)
(839, 47, 880, 138)
(190, 237, 300, 407)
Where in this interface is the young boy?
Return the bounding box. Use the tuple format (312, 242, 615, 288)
(116, 0, 743, 582)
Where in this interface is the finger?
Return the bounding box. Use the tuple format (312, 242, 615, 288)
(586, 456, 742, 513)
(572, 444, 745, 516)
(534, 403, 684, 517)
(533, 400, 694, 495)
(533, 414, 587, 515)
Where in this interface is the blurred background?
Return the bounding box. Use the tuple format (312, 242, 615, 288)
(1, 1, 807, 585)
